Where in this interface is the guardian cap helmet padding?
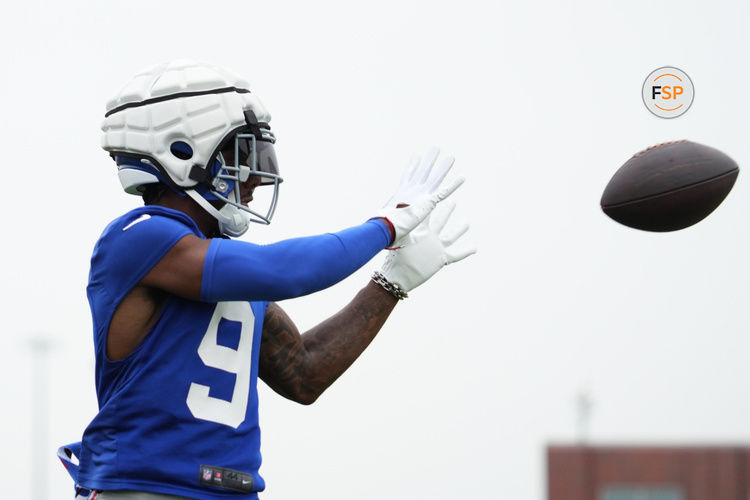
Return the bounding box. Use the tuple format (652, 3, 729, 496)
(101, 59, 282, 237)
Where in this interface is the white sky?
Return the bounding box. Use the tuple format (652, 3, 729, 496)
(1, 0, 750, 498)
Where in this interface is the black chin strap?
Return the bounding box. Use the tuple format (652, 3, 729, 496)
(188, 163, 213, 189)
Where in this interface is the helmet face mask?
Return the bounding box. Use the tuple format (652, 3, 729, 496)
(102, 59, 282, 237)
(207, 131, 282, 227)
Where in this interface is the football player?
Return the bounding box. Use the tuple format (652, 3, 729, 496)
(58, 59, 474, 499)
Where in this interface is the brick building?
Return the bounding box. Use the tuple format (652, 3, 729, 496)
(548, 445, 750, 500)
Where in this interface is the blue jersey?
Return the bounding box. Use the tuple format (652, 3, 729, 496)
(79, 206, 268, 499)
(64, 205, 391, 498)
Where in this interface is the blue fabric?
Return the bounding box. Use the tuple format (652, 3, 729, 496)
(58, 442, 91, 497)
(67, 206, 390, 499)
(78, 206, 265, 499)
(201, 219, 391, 302)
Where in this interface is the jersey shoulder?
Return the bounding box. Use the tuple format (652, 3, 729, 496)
(104, 205, 203, 237)
(89, 206, 204, 302)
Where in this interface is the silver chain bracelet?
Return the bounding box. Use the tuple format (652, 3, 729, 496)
(371, 271, 408, 300)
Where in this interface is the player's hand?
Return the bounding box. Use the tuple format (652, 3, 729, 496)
(383, 147, 455, 207)
(379, 200, 476, 294)
(378, 147, 463, 245)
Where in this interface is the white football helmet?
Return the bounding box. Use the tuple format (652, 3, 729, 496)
(101, 59, 282, 237)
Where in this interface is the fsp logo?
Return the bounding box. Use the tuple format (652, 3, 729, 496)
(642, 66, 694, 118)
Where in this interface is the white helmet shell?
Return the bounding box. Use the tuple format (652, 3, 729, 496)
(102, 59, 279, 236)
(102, 59, 271, 189)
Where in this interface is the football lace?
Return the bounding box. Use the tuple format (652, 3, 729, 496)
(631, 139, 688, 158)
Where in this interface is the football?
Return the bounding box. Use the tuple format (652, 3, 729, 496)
(600, 140, 739, 231)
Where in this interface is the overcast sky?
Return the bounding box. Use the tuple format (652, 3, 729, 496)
(2, 1, 750, 499)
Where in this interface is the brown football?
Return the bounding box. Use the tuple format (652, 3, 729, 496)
(601, 140, 739, 231)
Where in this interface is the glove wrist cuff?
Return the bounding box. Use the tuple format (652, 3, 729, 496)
(372, 271, 408, 300)
(378, 217, 396, 245)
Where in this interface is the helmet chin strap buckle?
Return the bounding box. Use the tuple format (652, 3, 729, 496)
(184, 189, 250, 237)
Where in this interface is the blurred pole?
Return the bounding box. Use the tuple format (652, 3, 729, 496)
(575, 389, 593, 444)
(29, 335, 52, 500)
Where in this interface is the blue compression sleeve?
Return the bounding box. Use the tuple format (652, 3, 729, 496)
(200, 219, 391, 302)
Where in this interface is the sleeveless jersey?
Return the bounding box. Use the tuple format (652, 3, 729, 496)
(78, 206, 268, 499)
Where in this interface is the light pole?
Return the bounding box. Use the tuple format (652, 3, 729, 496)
(29, 334, 53, 500)
(575, 389, 593, 444)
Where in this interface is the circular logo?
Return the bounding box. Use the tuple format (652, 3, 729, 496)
(642, 66, 694, 118)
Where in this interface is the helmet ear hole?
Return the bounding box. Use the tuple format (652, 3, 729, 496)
(170, 141, 193, 160)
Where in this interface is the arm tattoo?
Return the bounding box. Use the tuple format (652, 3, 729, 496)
(259, 282, 398, 404)
(258, 302, 308, 400)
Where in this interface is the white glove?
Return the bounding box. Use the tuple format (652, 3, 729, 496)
(378, 147, 463, 245)
(379, 201, 476, 294)
(383, 147, 455, 207)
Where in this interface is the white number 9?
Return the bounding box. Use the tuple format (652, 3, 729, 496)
(186, 301, 255, 429)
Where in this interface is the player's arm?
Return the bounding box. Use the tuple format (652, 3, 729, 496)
(259, 200, 476, 404)
(140, 234, 210, 298)
(110, 222, 392, 361)
(258, 282, 397, 405)
(140, 221, 393, 302)
(142, 148, 464, 302)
